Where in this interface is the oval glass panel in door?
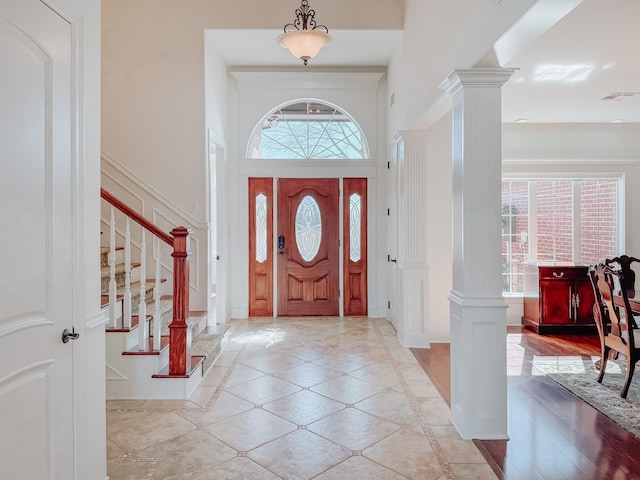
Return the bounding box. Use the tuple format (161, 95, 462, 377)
(295, 195, 322, 261)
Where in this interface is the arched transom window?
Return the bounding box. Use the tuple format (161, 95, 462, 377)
(247, 100, 369, 159)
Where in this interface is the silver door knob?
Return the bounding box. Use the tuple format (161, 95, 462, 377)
(61, 328, 80, 343)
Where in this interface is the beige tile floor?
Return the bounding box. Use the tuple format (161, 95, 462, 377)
(107, 317, 496, 479)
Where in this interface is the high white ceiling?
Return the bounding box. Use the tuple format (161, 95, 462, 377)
(208, 0, 640, 124)
(502, 0, 640, 123)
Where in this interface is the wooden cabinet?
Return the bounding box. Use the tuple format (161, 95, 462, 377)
(522, 264, 596, 334)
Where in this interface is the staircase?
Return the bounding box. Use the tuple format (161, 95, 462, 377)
(101, 190, 228, 400)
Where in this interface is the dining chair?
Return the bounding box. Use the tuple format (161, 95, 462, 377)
(593, 263, 640, 398)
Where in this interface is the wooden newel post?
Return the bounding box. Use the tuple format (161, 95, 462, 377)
(169, 226, 192, 375)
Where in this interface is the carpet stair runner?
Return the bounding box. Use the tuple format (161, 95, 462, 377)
(101, 246, 227, 398)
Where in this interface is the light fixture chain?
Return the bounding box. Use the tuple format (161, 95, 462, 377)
(283, 0, 329, 33)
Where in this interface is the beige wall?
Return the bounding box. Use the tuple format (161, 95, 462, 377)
(204, 32, 228, 146)
(102, 1, 208, 218)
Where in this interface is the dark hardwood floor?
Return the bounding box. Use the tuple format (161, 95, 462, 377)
(412, 326, 640, 480)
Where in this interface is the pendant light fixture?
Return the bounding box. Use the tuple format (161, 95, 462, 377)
(277, 0, 332, 65)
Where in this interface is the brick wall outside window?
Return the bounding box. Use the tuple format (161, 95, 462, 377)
(580, 181, 618, 264)
(537, 181, 573, 263)
(502, 179, 619, 294)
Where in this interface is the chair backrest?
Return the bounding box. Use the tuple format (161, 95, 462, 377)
(589, 264, 608, 339)
(605, 255, 640, 298)
(595, 263, 635, 349)
(588, 264, 604, 306)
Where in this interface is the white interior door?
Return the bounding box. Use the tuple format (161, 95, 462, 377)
(208, 138, 218, 321)
(207, 139, 229, 323)
(387, 142, 399, 324)
(0, 1, 75, 478)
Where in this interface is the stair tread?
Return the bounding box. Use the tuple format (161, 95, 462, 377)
(122, 335, 170, 355)
(101, 294, 123, 308)
(148, 298, 174, 315)
(120, 278, 167, 287)
(101, 246, 124, 253)
(158, 299, 203, 316)
(192, 334, 223, 354)
(102, 279, 168, 297)
(105, 315, 150, 332)
(152, 356, 204, 379)
(100, 262, 141, 276)
(101, 290, 169, 310)
(201, 324, 230, 336)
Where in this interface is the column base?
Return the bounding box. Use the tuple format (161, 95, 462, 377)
(449, 291, 508, 440)
(397, 263, 430, 348)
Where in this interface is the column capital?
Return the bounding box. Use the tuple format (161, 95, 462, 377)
(439, 68, 519, 95)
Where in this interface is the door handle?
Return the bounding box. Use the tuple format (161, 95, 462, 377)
(61, 327, 80, 343)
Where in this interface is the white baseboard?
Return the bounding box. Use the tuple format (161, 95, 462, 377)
(505, 296, 524, 326)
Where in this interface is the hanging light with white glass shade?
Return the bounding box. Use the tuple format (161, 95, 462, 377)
(277, 0, 332, 65)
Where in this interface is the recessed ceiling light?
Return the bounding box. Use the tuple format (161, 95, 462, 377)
(514, 118, 530, 123)
(611, 119, 626, 123)
(602, 92, 639, 101)
(533, 64, 593, 82)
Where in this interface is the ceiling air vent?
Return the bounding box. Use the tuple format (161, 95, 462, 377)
(601, 92, 640, 101)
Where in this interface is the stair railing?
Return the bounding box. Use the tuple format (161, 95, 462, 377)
(101, 188, 192, 376)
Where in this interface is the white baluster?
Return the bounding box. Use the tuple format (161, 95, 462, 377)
(108, 206, 117, 328)
(138, 229, 147, 351)
(153, 236, 162, 351)
(123, 217, 132, 330)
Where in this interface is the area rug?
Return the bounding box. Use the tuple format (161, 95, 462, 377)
(531, 357, 640, 439)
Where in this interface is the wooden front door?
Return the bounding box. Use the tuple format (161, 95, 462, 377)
(0, 1, 75, 477)
(277, 179, 339, 316)
(343, 178, 368, 316)
(248, 178, 274, 316)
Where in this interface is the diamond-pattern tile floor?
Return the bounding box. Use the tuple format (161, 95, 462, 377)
(107, 317, 496, 479)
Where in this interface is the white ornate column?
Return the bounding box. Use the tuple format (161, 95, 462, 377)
(393, 131, 430, 348)
(440, 68, 517, 439)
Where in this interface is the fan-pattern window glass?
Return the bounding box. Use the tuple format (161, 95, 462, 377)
(349, 193, 361, 262)
(255, 194, 268, 263)
(295, 195, 322, 262)
(247, 100, 368, 159)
